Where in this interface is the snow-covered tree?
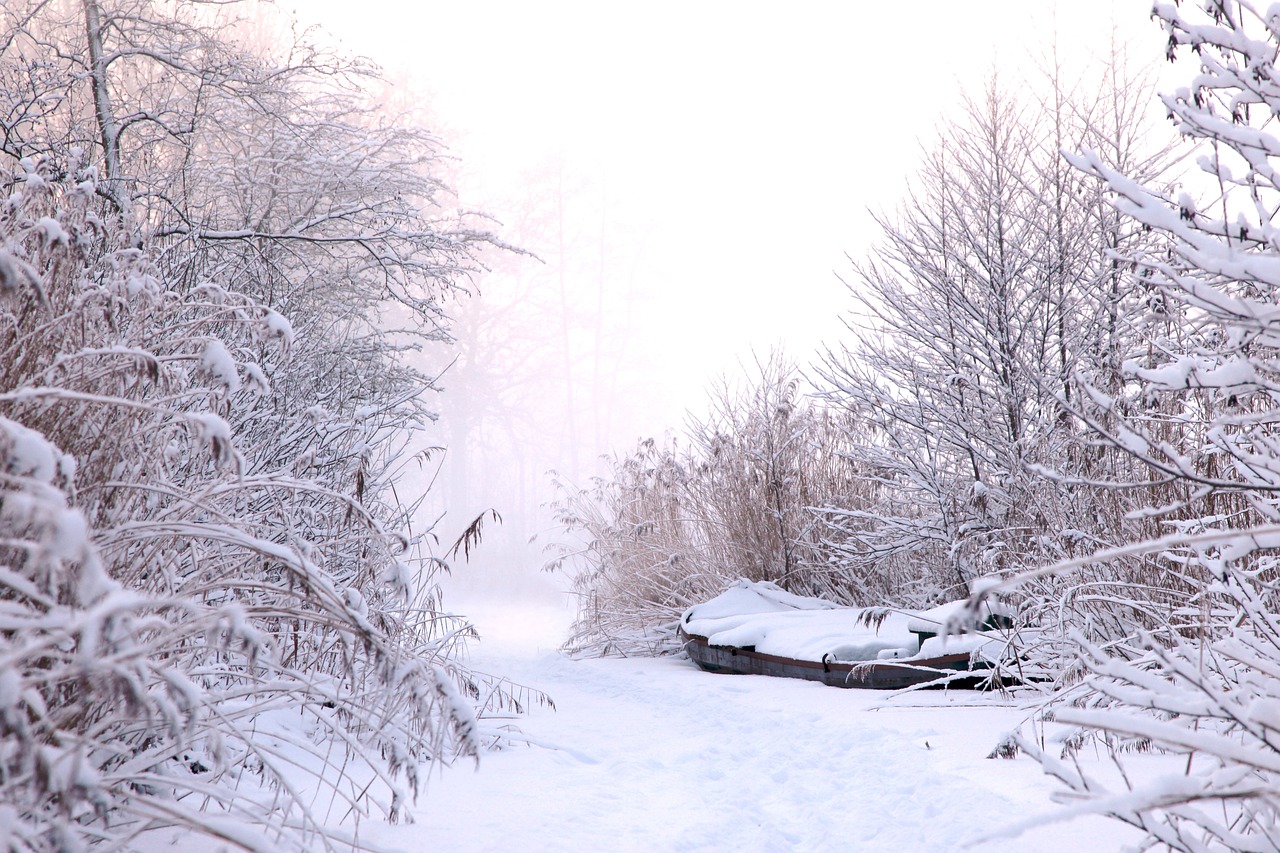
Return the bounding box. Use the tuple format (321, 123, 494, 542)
(1007, 3, 1280, 849)
(818, 59, 1169, 623)
(0, 1, 529, 849)
(819, 78, 1082, 601)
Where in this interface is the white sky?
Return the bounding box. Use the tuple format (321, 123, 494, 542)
(295, 0, 1164, 440)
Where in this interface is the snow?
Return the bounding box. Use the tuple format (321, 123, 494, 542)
(916, 632, 1002, 659)
(682, 580, 1012, 665)
(907, 597, 1012, 636)
(47, 505, 88, 561)
(34, 216, 65, 246)
(366, 599, 1143, 853)
(243, 361, 269, 396)
(190, 412, 237, 469)
(191, 412, 232, 446)
(137, 597, 1149, 853)
(1130, 354, 1259, 391)
(199, 339, 240, 393)
(0, 806, 13, 851)
(261, 309, 294, 348)
(0, 416, 57, 481)
(689, 607, 918, 662)
(683, 579, 842, 620)
(0, 669, 19, 711)
(431, 663, 481, 757)
(1246, 697, 1280, 730)
(0, 250, 36, 292)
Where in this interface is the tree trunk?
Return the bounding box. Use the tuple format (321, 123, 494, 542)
(82, 0, 130, 229)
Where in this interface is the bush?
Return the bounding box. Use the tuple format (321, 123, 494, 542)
(550, 355, 876, 656)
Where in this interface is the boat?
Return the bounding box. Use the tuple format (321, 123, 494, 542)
(678, 579, 1019, 690)
(679, 628, 1003, 690)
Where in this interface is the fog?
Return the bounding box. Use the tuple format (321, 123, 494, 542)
(293, 0, 1164, 601)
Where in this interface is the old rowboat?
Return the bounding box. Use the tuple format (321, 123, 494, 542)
(678, 580, 1018, 690)
(679, 628, 1002, 690)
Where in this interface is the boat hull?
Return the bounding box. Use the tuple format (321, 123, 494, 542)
(680, 629, 997, 690)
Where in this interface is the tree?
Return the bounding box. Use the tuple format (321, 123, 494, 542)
(1001, 3, 1280, 849)
(817, 56, 1171, 633)
(0, 1, 529, 849)
(819, 77, 1087, 603)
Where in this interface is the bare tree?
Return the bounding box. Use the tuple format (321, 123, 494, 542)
(819, 77, 1078, 601)
(817, 55, 1170, 630)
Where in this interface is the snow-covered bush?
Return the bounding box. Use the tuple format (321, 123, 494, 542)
(0, 1, 527, 849)
(550, 437, 712, 656)
(551, 356, 875, 656)
(685, 356, 874, 601)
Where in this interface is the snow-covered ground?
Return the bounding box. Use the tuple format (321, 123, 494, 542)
(138, 595, 1154, 853)
(356, 598, 1147, 853)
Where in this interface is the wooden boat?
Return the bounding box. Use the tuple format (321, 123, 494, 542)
(679, 627, 1002, 690)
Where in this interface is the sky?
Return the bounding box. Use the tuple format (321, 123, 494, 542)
(288, 0, 1168, 593)
(295, 0, 1162, 420)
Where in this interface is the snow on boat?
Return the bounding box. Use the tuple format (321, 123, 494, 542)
(679, 580, 1019, 690)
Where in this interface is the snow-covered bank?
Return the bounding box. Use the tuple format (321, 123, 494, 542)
(357, 599, 1144, 853)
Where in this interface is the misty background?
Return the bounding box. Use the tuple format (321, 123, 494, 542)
(293, 0, 1165, 602)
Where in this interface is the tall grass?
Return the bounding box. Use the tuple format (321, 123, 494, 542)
(549, 355, 879, 656)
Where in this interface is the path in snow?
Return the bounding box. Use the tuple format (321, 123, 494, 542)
(364, 599, 1144, 853)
